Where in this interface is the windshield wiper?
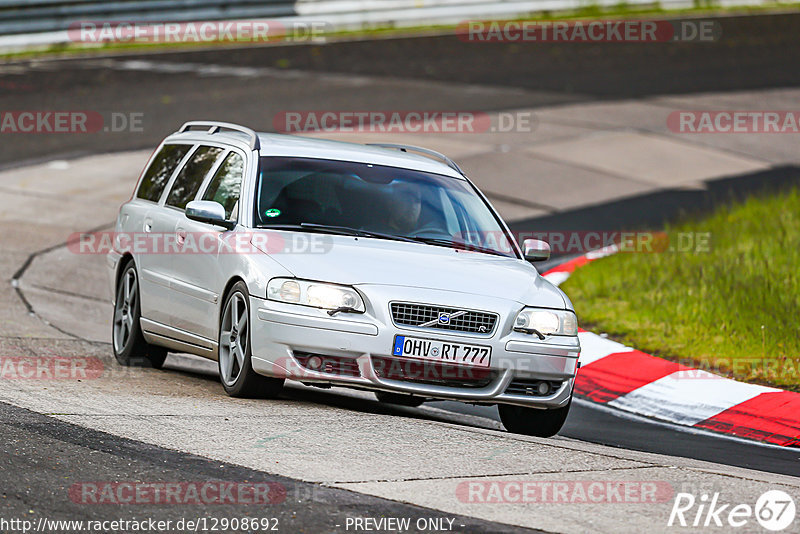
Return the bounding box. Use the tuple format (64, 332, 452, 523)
(406, 236, 509, 257)
(258, 224, 506, 255)
(257, 223, 416, 243)
(300, 224, 418, 243)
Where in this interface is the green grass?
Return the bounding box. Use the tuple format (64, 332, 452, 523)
(561, 188, 800, 390)
(2, 2, 800, 61)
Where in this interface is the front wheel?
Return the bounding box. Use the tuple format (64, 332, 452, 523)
(498, 401, 571, 437)
(218, 281, 284, 398)
(112, 261, 167, 369)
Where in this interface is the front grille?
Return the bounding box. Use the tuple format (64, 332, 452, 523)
(372, 356, 497, 388)
(294, 352, 361, 377)
(505, 378, 563, 397)
(390, 302, 498, 334)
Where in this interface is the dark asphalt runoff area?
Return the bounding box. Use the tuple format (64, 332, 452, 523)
(3, 12, 800, 167)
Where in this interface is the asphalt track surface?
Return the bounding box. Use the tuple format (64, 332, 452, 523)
(440, 399, 800, 478)
(1, 12, 799, 531)
(0, 401, 534, 533)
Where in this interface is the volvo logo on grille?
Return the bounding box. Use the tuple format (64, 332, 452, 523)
(420, 310, 467, 328)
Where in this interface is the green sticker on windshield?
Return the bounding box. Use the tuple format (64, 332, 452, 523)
(265, 209, 282, 218)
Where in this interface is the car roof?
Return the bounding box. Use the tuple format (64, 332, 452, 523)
(164, 128, 465, 180)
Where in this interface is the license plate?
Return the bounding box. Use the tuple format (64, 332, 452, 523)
(392, 335, 491, 368)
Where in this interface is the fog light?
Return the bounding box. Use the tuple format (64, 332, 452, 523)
(307, 356, 323, 370)
(538, 382, 550, 395)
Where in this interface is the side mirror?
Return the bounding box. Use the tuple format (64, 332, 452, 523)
(185, 200, 235, 230)
(522, 238, 550, 262)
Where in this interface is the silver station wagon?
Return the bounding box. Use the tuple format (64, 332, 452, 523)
(108, 121, 581, 437)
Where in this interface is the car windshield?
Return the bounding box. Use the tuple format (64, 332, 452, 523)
(254, 156, 517, 258)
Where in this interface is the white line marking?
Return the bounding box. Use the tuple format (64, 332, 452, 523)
(542, 271, 570, 286)
(578, 330, 634, 366)
(74, 58, 375, 86)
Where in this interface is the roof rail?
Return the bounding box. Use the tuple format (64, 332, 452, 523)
(178, 121, 261, 150)
(366, 143, 465, 176)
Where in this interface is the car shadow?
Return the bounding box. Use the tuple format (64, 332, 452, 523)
(158, 353, 503, 432)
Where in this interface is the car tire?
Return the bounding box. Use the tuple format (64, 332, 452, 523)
(112, 260, 168, 369)
(375, 391, 426, 407)
(498, 400, 571, 438)
(218, 281, 284, 398)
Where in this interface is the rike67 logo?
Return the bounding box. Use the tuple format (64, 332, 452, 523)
(669, 490, 796, 531)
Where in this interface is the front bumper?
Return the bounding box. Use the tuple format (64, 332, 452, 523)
(249, 286, 580, 409)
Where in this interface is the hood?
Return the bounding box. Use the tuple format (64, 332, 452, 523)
(263, 232, 568, 309)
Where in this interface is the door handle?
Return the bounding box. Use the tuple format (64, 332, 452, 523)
(143, 218, 153, 233)
(176, 228, 186, 244)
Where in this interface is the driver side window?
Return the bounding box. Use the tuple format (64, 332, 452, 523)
(203, 152, 244, 219)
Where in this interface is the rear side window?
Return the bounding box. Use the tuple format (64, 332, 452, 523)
(202, 152, 244, 219)
(136, 144, 191, 202)
(166, 146, 224, 210)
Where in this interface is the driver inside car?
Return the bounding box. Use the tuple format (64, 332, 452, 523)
(385, 182, 424, 234)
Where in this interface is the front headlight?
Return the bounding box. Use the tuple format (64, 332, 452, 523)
(267, 278, 365, 312)
(514, 308, 578, 337)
